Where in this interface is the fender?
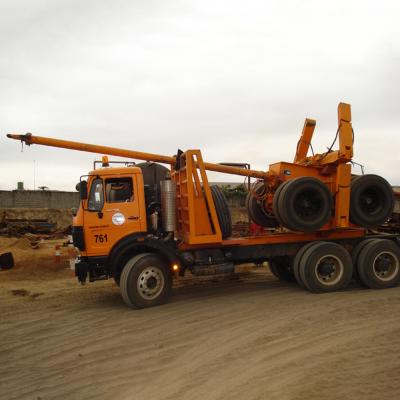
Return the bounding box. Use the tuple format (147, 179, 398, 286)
(107, 233, 178, 277)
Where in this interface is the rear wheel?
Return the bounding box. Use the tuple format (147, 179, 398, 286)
(350, 174, 394, 228)
(292, 242, 318, 289)
(269, 256, 295, 282)
(299, 242, 353, 293)
(351, 238, 379, 280)
(357, 239, 400, 289)
(120, 253, 172, 309)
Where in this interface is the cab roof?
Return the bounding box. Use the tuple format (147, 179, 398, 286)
(88, 166, 142, 176)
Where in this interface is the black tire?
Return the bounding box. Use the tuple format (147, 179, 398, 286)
(351, 238, 380, 280)
(357, 239, 400, 289)
(272, 182, 286, 224)
(292, 241, 318, 289)
(276, 177, 332, 232)
(246, 182, 278, 228)
(120, 253, 172, 309)
(269, 256, 296, 282)
(350, 174, 394, 228)
(210, 186, 232, 239)
(299, 241, 353, 293)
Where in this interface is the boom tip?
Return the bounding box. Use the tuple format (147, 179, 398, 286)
(6, 133, 32, 142)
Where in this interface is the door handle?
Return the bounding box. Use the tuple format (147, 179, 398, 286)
(128, 216, 139, 220)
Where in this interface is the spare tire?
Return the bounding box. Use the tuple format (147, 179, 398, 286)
(350, 174, 394, 228)
(275, 177, 332, 232)
(246, 182, 279, 228)
(210, 186, 232, 239)
(272, 182, 286, 224)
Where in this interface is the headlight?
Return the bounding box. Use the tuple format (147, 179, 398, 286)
(112, 212, 126, 225)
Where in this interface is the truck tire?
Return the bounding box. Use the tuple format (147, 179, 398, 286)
(272, 182, 286, 224)
(120, 253, 172, 309)
(351, 238, 380, 280)
(276, 177, 332, 232)
(246, 182, 278, 228)
(299, 241, 353, 293)
(292, 241, 318, 289)
(350, 174, 394, 228)
(269, 256, 296, 282)
(210, 186, 232, 239)
(356, 239, 400, 289)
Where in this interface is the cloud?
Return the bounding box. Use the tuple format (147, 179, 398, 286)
(1, 0, 399, 190)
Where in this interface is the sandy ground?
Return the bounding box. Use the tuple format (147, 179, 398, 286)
(1, 244, 400, 400)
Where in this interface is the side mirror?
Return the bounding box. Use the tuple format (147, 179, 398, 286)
(77, 180, 88, 200)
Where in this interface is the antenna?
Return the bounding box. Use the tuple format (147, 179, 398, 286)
(33, 160, 36, 190)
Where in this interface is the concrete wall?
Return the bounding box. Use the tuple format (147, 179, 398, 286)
(0, 190, 79, 209)
(0, 208, 74, 231)
(0, 190, 247, 222)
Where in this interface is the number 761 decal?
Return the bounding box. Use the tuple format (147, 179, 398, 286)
(94, 234, 108, 243)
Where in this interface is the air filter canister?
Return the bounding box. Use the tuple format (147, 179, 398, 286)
(160, 180, 176, 232)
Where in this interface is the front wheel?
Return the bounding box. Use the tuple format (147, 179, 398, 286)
(120, 253, 172, 309)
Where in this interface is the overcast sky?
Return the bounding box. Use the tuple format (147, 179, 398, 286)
(1, 0, 399, 191)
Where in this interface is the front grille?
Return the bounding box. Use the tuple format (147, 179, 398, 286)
(72, 226, 85, 251)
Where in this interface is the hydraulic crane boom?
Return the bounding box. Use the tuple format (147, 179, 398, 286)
(6, 133, 268, 179)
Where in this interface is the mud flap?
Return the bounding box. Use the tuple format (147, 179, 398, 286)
(75, 260, 88, 284)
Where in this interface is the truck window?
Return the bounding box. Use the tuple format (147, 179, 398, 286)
(106, 178, 133, 203)
(88, 178, 104, 211)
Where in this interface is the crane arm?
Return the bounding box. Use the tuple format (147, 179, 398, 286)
(6, 133, 268, 179)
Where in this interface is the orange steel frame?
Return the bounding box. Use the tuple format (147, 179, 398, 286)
(179, 228, 365, 251)
(7, 102, 361, 249)
(173, 102, 357, 246)
(172, 150, 222, 244)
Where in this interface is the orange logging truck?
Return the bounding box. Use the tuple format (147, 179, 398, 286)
(7, 103, 400, 308)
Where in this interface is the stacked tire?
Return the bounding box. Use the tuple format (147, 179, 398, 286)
(210, 186, 232, 239)
(246, 182, 278, 228)
(349, 174, 394, 228)
(273, 177, 332, 232)
(269, 173, 393, 232)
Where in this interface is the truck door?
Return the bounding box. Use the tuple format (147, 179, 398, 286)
(84, 175, 145, 256)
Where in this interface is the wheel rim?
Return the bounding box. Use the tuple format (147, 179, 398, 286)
(358, 187, 383, 216)
(137, 266, 165, 300)
(293, 189, 323, 221)
(372, 251, 399, 281)
(314, 255, 344, 286)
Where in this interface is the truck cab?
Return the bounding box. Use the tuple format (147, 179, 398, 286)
(73, 166, 147, 258)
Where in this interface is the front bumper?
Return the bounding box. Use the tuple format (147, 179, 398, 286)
(75, 256, 108, 283)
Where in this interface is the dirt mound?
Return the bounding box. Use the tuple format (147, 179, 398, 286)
(5, 237, 32, 250)
(0, 235, 72, 278)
